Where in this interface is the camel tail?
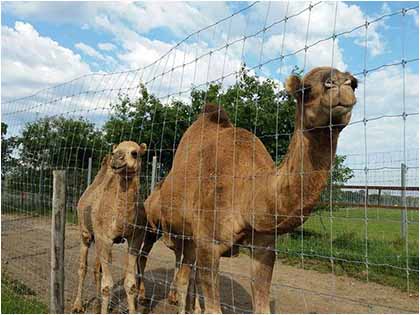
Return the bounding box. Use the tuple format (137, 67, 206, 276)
(202, 103, 232, 128)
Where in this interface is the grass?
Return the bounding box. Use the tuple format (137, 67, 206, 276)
(1, 273, 48, 314)
(277, 208, 419, 292)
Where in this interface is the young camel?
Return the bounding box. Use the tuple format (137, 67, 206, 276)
(145, 67, 358, 313)
(71, 141, 147, 314)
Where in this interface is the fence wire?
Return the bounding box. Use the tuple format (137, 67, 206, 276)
(1, 1, 419, 314)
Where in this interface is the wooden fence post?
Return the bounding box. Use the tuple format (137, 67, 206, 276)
(51, 170, 66, 313)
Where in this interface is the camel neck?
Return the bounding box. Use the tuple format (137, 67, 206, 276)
(117, 175, 139, 193)
(273, 126, 340, 214)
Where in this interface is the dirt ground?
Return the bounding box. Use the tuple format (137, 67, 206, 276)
(1, 214, 418, 314)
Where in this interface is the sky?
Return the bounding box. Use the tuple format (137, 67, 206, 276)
(1, 1, 419, 185)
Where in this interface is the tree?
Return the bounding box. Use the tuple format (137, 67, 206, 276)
(1, 122, 18, 179)
(190, 65, 296, 161)
(103, 86, 197, 181)
(317, 154, 354, 212)
(9, 116, 105, 196)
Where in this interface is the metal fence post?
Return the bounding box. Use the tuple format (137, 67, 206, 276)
(87, 157, 92, 187)
(400, 163, 407, 239)
(151, 156, 157, 192)
(51, 170, 66, 313)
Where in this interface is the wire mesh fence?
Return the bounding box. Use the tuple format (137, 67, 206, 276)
(1, 1, 419, 314)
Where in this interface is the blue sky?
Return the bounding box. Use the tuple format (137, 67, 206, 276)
(1, 1, 419, 185)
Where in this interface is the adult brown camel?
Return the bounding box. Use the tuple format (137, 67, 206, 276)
(145, 66, 358, 313)
(71, 141, 147, 314)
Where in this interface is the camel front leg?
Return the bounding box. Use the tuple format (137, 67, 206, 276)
(93, 253, 102, 313)
(96, 239, 113, 314)
(174, 241, 195, 313)
(250, 233, 275, 314)
(125, 252, 138, 313)
(126, 230, 147, 313)
(71, 238, 90, 313)
(196, 243, 222, 314)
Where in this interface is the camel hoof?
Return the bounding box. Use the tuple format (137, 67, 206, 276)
(93, 300, 101, 314)
(138, 286, 146, 300)
(71, 303, 85, 313)
(168, 289, 178, 305)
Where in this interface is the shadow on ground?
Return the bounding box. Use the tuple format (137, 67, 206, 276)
(82, 267, 254, 314)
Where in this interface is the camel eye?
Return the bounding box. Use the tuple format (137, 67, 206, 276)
(350, 78, 358, 91)
(131, 151, 138, 159)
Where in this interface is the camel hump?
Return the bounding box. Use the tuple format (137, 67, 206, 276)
(202, 103, 232, 127)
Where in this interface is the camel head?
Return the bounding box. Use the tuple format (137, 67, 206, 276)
(285, 67, 358, 130)
(110, 141, 147, 177)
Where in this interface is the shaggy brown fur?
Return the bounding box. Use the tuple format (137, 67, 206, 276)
(71, 141, 147, 314)
(145, 67, 358, 313)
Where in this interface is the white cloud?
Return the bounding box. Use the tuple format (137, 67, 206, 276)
(117, 37, 243, 104)
(75, 42, 105, 60)
(1, 21, 91, 101)
(338, 65, 419, 157)
(2, 2, 234, 38)
(98, 42, 116, 51)
(3, 2, 101, 25)
(249, 1, 387, 72)
(407, 9, 419, 27)
(75, 42, 117, 71)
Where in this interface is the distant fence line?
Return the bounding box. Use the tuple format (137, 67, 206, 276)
(320, 184, 419, 211)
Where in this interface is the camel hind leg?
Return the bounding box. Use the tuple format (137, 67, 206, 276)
(136, 231, 157, 303)
(168, 241, 182, 305)
(71, 233, 92, 313)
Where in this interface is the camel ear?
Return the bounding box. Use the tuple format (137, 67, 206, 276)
(101, 154, 111, 166)
(285, 75, 302, 96)
(285, 75, 311, 102)
(139, 143, 147, 155)
(112, 144, 117, 151)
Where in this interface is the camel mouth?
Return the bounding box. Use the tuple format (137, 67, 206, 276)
(111, 164, 126, 171)
(331, 103, 354, 116)
(111, 164, 137, 175)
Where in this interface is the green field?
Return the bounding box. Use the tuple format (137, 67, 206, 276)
(1, 273, 48, 314)
(277, 208, 419, 291)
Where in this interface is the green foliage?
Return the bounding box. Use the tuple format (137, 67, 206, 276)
(5, 116, 105, 196)
(18, 116, 105, 170)
(190, 66, 296, 160)
(316, 154, 354, 212)
(1, 122, 18, 179)
(103, 86, 198, 177)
